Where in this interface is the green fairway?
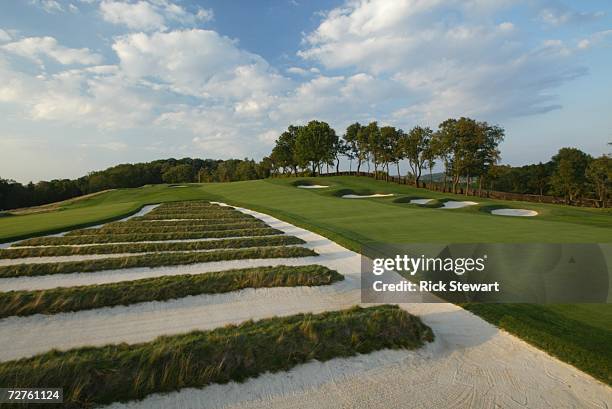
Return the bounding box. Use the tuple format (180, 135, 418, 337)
(0, 177, 610, 383)
(0, 184, 217, 242)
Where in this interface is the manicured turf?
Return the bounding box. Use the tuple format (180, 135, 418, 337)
(0, 246, 317, 278)
(0, 236, 305, 258)
(13, 227, 282, 246)
(0, 185, 219, 243)
(0, 265, 342, 318)
(0, 177, 610, 383)
(0, 305, 433, 407)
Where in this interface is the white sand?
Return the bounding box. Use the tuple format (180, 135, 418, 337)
(297, 185, 329, 189)
(342, 194, 394, 199)
(169, 185, 188, 188)
(410, 198, 434, 205)
(491, 208, 538, 217)
(440, 200, 478, 209)
(1, 203, 609, 408)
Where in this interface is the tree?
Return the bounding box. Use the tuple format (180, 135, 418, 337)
(161, 164, 192, 183)
(344, 123, 363, 173)
(380, 126, 401, 181)
(271, 126, 300, 175)
(364, 122, 382, 176)
(357, 124, 371, 173)
(235, 159, 259, 181)
(404, 126, 433, 187)
(586, 155, 611, 206)
(422, 135, 438, 186)
(528, 162, 550, 197)
(550, 147, 592, 203)
(333, 136, 348, 173)
(294, 120, 337, 175)
(437, 117, 504, 194)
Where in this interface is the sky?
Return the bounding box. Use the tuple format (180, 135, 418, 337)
(0, 0, 611, 183)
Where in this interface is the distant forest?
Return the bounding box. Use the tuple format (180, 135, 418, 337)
(1, 117, 610, 210)
(0, 158, 270, 211)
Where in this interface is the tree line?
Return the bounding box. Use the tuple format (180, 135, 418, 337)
(0, 158, 271, 211)
(270, 117, 505, 193)
(1, 119, 609, 211)
(269, 118, 609, 206)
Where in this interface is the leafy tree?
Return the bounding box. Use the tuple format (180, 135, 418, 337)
(379, 126, 401, 180)
(356, 124, 371, 173)
(404, 126, 433, 187)
(343, 123, 362, 172)
(162, 164, 193, 184)
(294, 120, 337, 175)
(271, 126, 300, 175)
(437, 117, 504, 194)
(586, 155, 611, 206)
(550, 147, 592, 202)
(235, 159, 259, 181)
(422, 135, 438, 186)
(364, 122, 383, 176)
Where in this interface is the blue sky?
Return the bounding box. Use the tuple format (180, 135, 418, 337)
(0, 0, 611, 183)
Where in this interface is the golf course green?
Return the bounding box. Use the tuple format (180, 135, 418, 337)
(1, 176, 610, 383)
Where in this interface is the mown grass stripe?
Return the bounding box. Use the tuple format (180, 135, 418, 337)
(0, 236, 305, 258)
(12, 228, 282, 246)
(0, 246, 317, 278)
(0, 305, 433, 407)
(65, 221, 268, 236)
(0, 265, 342, 318)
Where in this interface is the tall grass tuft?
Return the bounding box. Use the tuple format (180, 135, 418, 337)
(0, 246, 317, 278)
(0, 236, 305, 259)
(13, 228, 283, 246)
(0, 305, 433, 408)
(0, 265, 342, 317)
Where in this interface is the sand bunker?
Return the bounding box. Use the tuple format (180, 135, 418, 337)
(342, 194, 394, 199)
(491, 208, 538, 217)
(297, 185, 329, 189)
(410, 199, 434, 205)
(440, 201, 478, 209)
(169, 185, 188, 188)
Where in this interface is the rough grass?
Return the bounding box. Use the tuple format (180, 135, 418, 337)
(0, 236, 304, 258)
(463, 303, 612, 386)
(0, 265, 341, 318)
(64, 221, 267, 236)
(0, 246, 317, 278)
(12, 228, 283, 246)
(0, 305, 433, 408)
(135, 210, 247, 220)
(120, 218, 260, 227)
(154, 201, 225, 209)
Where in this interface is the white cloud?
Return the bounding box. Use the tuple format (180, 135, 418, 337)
(539, 7, 605, 26)
(0, 29, 12, 43)
(100, 0, 166, 31)
(1, 36, 103, 65)
(577, 30, 612, 50)
(298, 0, 590, 122)
(99, 0, 214, 31)
(112, 29, 290, 99)
(196, 8, 214, 22)
(29, 0, 64, 13)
